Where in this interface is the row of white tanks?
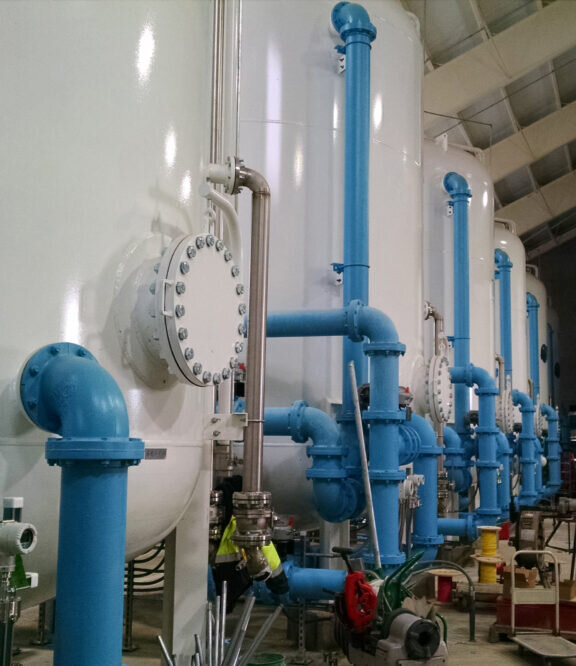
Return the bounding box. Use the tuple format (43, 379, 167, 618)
(0, 0, 557, 613)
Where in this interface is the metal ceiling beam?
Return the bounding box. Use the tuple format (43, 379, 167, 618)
(423, 0, 576, 132)
(484, 100, 576, 183)
(497, 169, 576, 234)
(526, 224, 576, 260)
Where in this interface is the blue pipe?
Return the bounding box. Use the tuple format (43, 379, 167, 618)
(527, 292, 540, 400)
(495, 249, 513, 383)
(19, 343, 144, 666)
(497, 432, 512, 518)
(443, 426, 471, 493)
(407, 416, 443, 560)
(444, 172, 472, 434)
(267, 302, 406, 570)
(438, 515, 478, 541)
(331, 2, 377, 477)
(512, 390, 538, 506)
(285, 559, 346, 601)
(264, 404, 362, 522)
(451, 364, 500, 525)
(541, 404, 562, 496)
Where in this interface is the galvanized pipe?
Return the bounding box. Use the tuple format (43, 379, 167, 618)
(234, 166, 271, 492)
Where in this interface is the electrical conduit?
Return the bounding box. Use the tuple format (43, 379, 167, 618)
(19, 343, 144, 666)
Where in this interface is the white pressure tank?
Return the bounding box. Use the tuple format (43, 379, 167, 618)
(0, 1, 221, 607)
(526, 269, 550, 406)
(235, 0, 424, 522)
(423, 141, 495, 405)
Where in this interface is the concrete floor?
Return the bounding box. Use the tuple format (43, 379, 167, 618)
(11, 519, 576, 665)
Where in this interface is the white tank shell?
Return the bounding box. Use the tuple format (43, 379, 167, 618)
(423, 141, 495, 384)
(237, 0, 423, 523)
(526, 271, 550, 405)
(0, 1, 213, 605)
(494, 221, 530, 395)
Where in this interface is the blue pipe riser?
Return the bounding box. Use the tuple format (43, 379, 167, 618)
(495, 250, 513, 382)
(526, 292, 540, 400)
(19, 343, 144, 666)
(541, 404, 562, 495)
(513, 390, 539, 505)
(450, 364, 501, 523)
(443, 426, 470, 492)
(444, 172, 472, 433)
(497, 432, 512, 517)
(54, 462, 129, 665)
(407, 416, 443, 557)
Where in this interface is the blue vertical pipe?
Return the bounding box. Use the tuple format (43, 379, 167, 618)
(407, 415, 443, 560)
(527, 292, 540, 400)
(450, 365, 500, 525)
(357, 306, 406, 569)
(497, 432, 512, 518)
(443, 426, 471, 493)
(513, 390, 538, 506)
(331, 2, 377, 475)
(541, 404, 562, 496)
(495, 249, 513, 383)
(19, 343, 144, 666)
(444, 172, 472, 434)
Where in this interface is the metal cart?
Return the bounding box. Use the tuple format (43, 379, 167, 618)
(511, 549, 576, 665)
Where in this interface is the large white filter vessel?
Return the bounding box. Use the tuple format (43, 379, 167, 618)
(526, 270, 550, 406)
(423, 141, 495, 389)
(235, 0, 424, 521)
(0, 1, 215, 606)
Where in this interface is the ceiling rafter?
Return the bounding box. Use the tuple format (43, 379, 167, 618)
(423, 0, 576, 132)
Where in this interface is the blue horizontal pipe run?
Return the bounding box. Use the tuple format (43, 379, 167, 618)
(451, 364, 500, 525)
(438, 515, 478, 541)
(495, 249, 513, 383)
(513, 390, 538, 506)
(541, 404, 562, 496)
(20, 343, 144, 666)
(526, 292, 540, 401)
(286, 559, 346, 601)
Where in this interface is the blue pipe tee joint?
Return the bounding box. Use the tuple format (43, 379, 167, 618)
(20, 342, 144, 666)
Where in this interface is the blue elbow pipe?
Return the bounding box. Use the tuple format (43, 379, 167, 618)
(264, 403, 362, 522)
(407, 416, 443, 560)
(526, 293, 540, 401)
(512, 390, 538, 506)
(451, 364, 500, 525)
(495, 249, 513, 383)
(541, 404, 562, 496)
(20, 343, 144, 666)
(444, 172, 472, 434)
